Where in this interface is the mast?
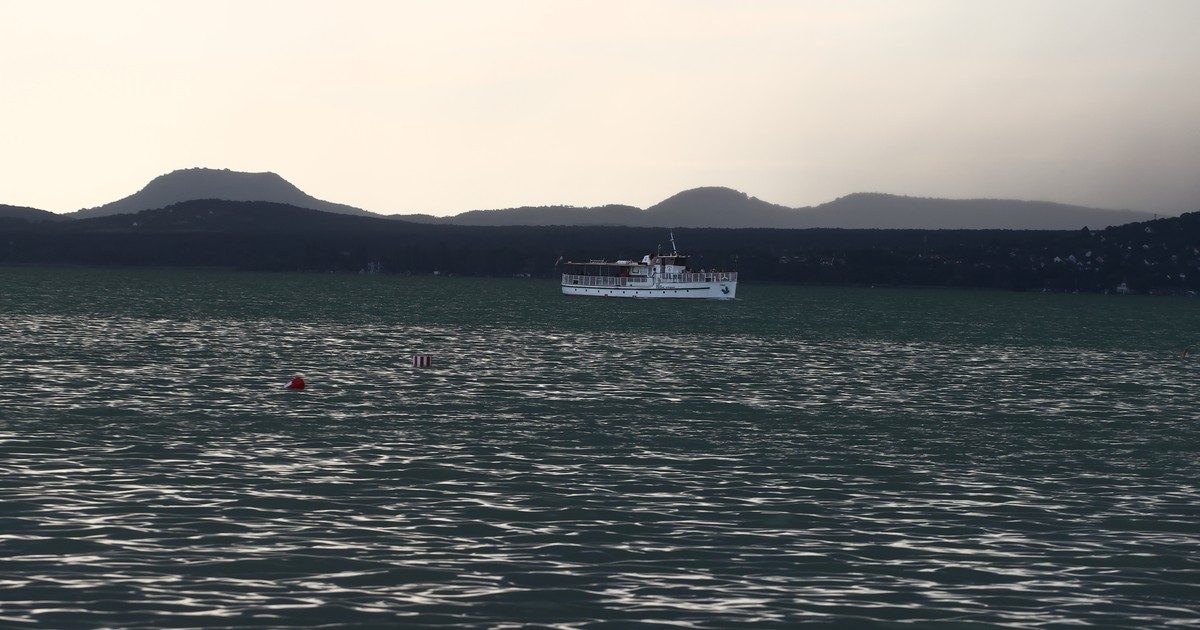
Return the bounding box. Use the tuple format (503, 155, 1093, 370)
(669, 231, 678, 255)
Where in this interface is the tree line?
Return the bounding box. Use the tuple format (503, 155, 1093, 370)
(1, 199, 1197, 294)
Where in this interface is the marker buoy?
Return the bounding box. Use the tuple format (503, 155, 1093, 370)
(412, 355, 433, 368)
(285, 376, 306, 390)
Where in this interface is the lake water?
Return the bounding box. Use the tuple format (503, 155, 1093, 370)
(2, 267, 1199, 628)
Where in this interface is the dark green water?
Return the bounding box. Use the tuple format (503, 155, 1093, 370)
(2, 267, 1199, 628)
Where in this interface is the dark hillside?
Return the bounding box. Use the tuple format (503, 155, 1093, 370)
(0, 204, 60, 222)
(3, 199, 1197, 294)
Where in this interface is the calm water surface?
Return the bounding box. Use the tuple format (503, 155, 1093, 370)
(1, 268, 1199, 628)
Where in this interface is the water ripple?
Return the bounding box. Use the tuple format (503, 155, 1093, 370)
(1, 274, 1199, 627)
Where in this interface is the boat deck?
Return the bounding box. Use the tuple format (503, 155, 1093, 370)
(562, 272, 737, 287)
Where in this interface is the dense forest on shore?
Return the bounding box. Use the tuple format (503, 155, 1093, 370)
(1, 199, 1197, 294)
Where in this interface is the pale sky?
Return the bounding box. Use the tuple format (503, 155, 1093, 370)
(2, 0, 1198, 215)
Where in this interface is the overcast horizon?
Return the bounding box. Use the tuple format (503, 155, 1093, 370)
(3, 0, 1199, 216)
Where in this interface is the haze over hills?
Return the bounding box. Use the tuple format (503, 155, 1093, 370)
(67, 168, 379, 219)
(794, 193, 1153, 230)
(6, 168, 1159, 230)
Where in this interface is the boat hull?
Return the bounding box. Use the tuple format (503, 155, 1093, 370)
(561, 281, 737, 299)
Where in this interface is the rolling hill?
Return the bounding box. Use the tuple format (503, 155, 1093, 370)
(67, 168, 378, 219)
(798, 193, 1152, 230)
(411, 187, 1152, 230)
(3, 168, 1161, 230)
(0, 204, 59, 222)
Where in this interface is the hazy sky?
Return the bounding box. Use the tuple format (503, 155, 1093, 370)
(2, 0, 1198, 215)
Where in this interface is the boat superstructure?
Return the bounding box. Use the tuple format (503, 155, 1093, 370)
(560, 233, 737, 299)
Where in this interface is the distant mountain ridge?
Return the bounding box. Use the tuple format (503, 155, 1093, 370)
(800, 193, 1151, 230)
(400, 204, 646, 227)
(404, 187, 1151, 230)
(67, 168, 378, 219)
(4, 168, 1159, 229)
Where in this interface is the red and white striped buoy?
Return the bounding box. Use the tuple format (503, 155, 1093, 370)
(412, 354, 433, 368)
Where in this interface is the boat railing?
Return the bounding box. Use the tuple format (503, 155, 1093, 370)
(667, 272, 738, 283)
(561, 274, 648, 287)
(562, 272, 737, 286)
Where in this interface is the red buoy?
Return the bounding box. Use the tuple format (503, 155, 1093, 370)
(285, 376, 306, 390)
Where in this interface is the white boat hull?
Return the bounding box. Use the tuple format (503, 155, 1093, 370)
(562, 280, 737, 300)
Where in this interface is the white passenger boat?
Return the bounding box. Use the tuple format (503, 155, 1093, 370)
(561, 234, 737, 299)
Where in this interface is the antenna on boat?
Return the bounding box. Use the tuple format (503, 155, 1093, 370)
(669, 231, 678, 255)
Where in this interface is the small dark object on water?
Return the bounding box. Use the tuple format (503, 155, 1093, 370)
(285, 376, 306, 390)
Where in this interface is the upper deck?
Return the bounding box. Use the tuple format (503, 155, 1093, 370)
(562, 271, 737, 287)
